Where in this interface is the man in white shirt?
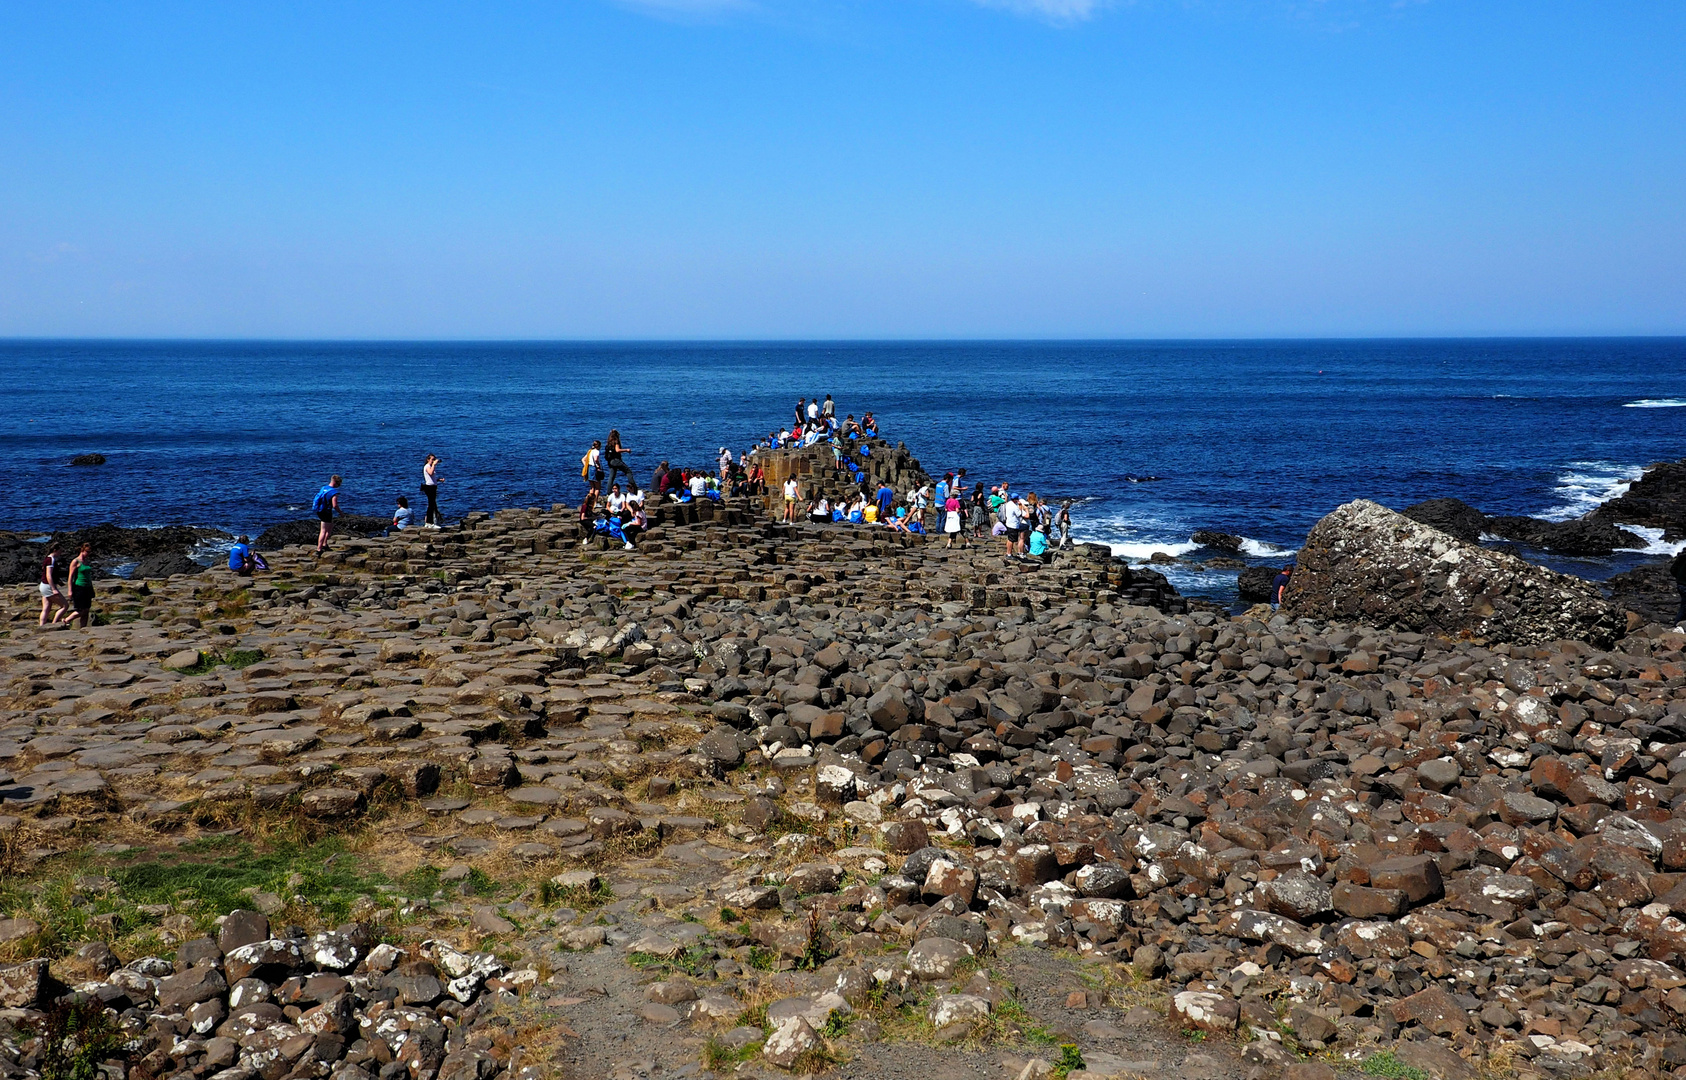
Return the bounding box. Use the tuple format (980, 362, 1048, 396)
(1001, 495, 1026, 561)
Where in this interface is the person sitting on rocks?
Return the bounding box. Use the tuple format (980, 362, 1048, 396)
(842, 414, 862, 438)
(228, 536, 267, 575)
(586, 505, 632, 550)
(624, 501, 646, 547)
(847, 494, 867, 524)
(1028, 521, 1051, 561)
(391, 496, 413, 532)
(862, 412, 878, 436)
(577, 482, 599, 524)
(808, 496, 830, 524)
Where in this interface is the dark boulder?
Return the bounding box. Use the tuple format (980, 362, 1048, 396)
(1487, 515, 1644, 556)
(131, 551, 205, 579)
(1237, 566, 1278, 602)
(69, 453, 107, 466)
(1591, 458, 1686, 540)
(1603, 561, 1682, 627)
(1284, 499, 1627, 647)
(1191, 530, 1243, 552)
(1401, 498, 1487, 544)
(256, 515, 389, 550)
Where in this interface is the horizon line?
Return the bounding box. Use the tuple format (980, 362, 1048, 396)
(3, 333, 1686, 346)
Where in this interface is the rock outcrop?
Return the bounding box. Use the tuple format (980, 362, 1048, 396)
(1285, 499, 1629, 646)
(255, 515, 390, 550)
(1402, 498, 1643, 556)
(1593, 458, 1686, 541)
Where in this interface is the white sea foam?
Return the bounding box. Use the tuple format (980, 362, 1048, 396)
(1616, 525, 1686, 556)
(1539, 461, 1642, 522)
(1623, 398, 1686, 408)
(1107, 540, 1200, 561)
(1239, 537, 1295, 558)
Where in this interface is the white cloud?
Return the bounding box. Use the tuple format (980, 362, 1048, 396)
(967, 0, 1113, 23)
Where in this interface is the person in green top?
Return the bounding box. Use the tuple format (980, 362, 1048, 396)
(64, 543, 95, 628)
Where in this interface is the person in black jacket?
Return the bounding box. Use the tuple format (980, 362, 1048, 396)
(1673, 549, 1686, 629)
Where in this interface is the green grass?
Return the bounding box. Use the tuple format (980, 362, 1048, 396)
(27, 995, 127, 1080)
(993, 993, 1060, 1047)
(396, 865, 443, 899)
(1050, 1044, 1086, 1080)
(1361, 1051, 1429, 1080)
(0, 834, 394, 958)
(175, 648, 265, 676)
(628, 944, 715, 979)
(541, 877, 614, 910)
(702, 1035, 762, 1070)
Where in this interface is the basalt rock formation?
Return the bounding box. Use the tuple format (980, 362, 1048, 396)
(1592, 458, 1686, 542)
(1402, 499, 1644, 557)
(1286, 500, 1629, 648)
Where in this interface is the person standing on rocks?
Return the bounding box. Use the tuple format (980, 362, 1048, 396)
(783, 475, 800, 522)
(604, 430, 634, 488)
(969, 483, 989, 539)
(1001, 493, 1027, 561)
(582, 440, 602, 488)
(1673, 549, 1686, 629)
(943, 490, 965, 548)
(313, 475, 341, 556)
(822, 394, 835, 428)
(1271, 563, 1294, 608)
(38, 545, 68, 625)
(1057, 500, 1074, 550)
(64, 543, 95, 628)
(875, 479, 895, 523)
(421, 454, 442, 528)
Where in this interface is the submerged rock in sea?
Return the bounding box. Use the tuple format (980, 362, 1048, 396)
(1190, 530, 1243, 552)
(1285, 499, 1629, 647)
(69, 453, 107, 466)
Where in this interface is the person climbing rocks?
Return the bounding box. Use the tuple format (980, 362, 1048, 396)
(1272, 564, 1294, 608)
(1673, 548, 1686, 630)
(313, 475, 341, 556)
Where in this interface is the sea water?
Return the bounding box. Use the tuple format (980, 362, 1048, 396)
(3, 338, 1683, 603)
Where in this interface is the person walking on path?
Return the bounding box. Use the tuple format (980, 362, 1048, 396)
(64, 543, 95, 628)
(421, 454, 442, 528)
(38, 545, 68, 625)
(313, 476, 342, 556)
(604, 430, 634, 488)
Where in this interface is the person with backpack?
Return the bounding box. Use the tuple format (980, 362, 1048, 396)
(1673, 549, 1686, 630)
(313, 475, 342, 556)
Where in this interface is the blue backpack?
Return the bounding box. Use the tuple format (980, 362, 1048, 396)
(312, 485, 336, 513)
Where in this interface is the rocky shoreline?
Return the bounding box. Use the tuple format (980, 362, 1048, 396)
(0, 445, 1683, 1080)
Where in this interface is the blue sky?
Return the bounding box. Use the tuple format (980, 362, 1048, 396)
(1, 1, 1682, 338)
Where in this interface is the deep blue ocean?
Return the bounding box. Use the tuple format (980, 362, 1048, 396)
(3, 339, 1684, 602)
